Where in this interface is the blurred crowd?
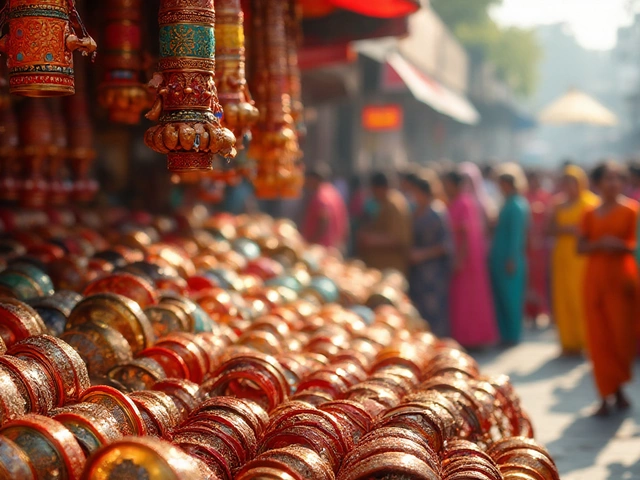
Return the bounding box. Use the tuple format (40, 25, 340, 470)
(293, 159, 640, 416)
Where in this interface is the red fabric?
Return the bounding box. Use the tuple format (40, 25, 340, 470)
(525, 189, 553, 317)
(328, 0, 419, 17)
(302, 183, 348, 248)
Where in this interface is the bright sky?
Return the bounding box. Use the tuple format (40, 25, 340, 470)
(491, 0, 634, 51)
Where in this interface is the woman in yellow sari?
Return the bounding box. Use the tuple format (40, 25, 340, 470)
(551, 165, 600, 354)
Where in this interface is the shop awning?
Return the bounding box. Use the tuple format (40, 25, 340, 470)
(386, 52, 479, 125)
(300, 0, 421, 18)
(356, 40, 480, 125)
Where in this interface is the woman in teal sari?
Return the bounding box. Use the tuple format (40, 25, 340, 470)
(489, 164, 530, 345)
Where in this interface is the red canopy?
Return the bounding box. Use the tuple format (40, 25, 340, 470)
(329, 0, 419, 17)
(299, 0, 419, 18)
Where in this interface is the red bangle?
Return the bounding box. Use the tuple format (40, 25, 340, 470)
(0, 414, 85, 480)
(129, 390, 181, 439)
(202, 353, 289, 412)
(0, 355, 55, 414)
(155, 332, 210, 383)
(172, 430, 234, 480)
(240, 446, 334, 480)
(8, 334, 90, 406)
(83, 272, 159, 309)
(50, 402, 123, 455)
(152, 378, 201, 422)
(138, 346, 190, 380)
(0, 367, 27, 425)
(81, 436, 216, 480)
(192, 397, 268, 439)
(80, 385, 146, 437)
(0, 298, 46, 347)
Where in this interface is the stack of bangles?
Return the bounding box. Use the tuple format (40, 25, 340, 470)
(0, 211, 558, 480)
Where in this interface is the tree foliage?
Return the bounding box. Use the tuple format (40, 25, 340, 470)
(430, 0, 541, 97)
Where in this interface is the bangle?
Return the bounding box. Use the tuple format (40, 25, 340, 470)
(338, 451, 439, 480)
(0, 355, 55, 414)
(0, 414, 85, 480)
(202, 353, 289, 412)
(0, 298, 47, 348)
(0, 435, 37, 479)
(152, 379, 201, 422)
(236, 330, 282, 355)
(239, 446, 334, 480)
(50, 402, 123, 455)
(138, 346, 191, 380)
(174, 424, 246, 473)
(108, 357, 168, 392)
(29, 291, 83, 337)
(156, 332, 210, 384)
(192, 397, 268, 439)
(60, 321, 133, 377)
(8, 334, 90, 407)
(67, 293, 156, 354)
(144, 304, 191, 339)
(0, 367, 27, 425)
(82, 436, 216, 480)
(84, 272, 159, 309)
(129, 391, 181, 439)
(80, 385, 146, 437)
(172, 430, 234, 480)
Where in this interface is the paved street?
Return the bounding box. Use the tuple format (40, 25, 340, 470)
(474, 328, 640, 480)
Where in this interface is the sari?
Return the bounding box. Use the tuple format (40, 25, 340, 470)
(489, 194, 531, 344)
(581, 198, 639, 397)
(448, 192, 498, 347)
(552, 166, 599, 352)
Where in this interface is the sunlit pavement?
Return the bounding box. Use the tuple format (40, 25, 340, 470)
(473, 328, 640, 480)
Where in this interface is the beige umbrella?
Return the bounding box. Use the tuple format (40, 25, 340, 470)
(538, 88, 618, 126)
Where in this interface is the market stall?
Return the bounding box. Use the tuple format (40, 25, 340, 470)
(0, 1, 559, 479)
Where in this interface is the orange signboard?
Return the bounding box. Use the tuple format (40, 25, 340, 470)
(362, 105, 403, 131)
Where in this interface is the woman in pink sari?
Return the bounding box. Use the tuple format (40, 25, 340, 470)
(444, 168, 498, 348)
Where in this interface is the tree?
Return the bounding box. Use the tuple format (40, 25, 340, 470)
(430, 0, 502, 30)
(430, 0, 541, 97)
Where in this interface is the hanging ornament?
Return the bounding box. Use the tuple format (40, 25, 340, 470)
(281, 0, 305, 199)
(249, 0, 302, 199)
(145, 0, 236, 173)
(0, 0, 97, 97)
(18, 98, 51, 208)
(215, 0, 259, 145)
(98, 0, 149, 124)
(65, 54, 98, 203)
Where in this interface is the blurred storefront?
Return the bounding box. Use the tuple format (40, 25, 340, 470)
(299, 4, 534, 176)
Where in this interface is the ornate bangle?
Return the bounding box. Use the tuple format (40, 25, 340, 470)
(0, 355, 55, 414)
(50, 402, 123, 456)
(0, 414, 85, 480)
(80, 385, 146, 437)
(8, 334, 91, 407)
(61, 322, 133, 377)
(129, 391, 181, 439)
(83, 272, 159, 309)
(0, 435, 37, 479)
(81, 436, 217, 480)
(66, 293, 156, 354)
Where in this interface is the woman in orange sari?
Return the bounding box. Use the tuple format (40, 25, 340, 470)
(579, 161, 639, 416)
